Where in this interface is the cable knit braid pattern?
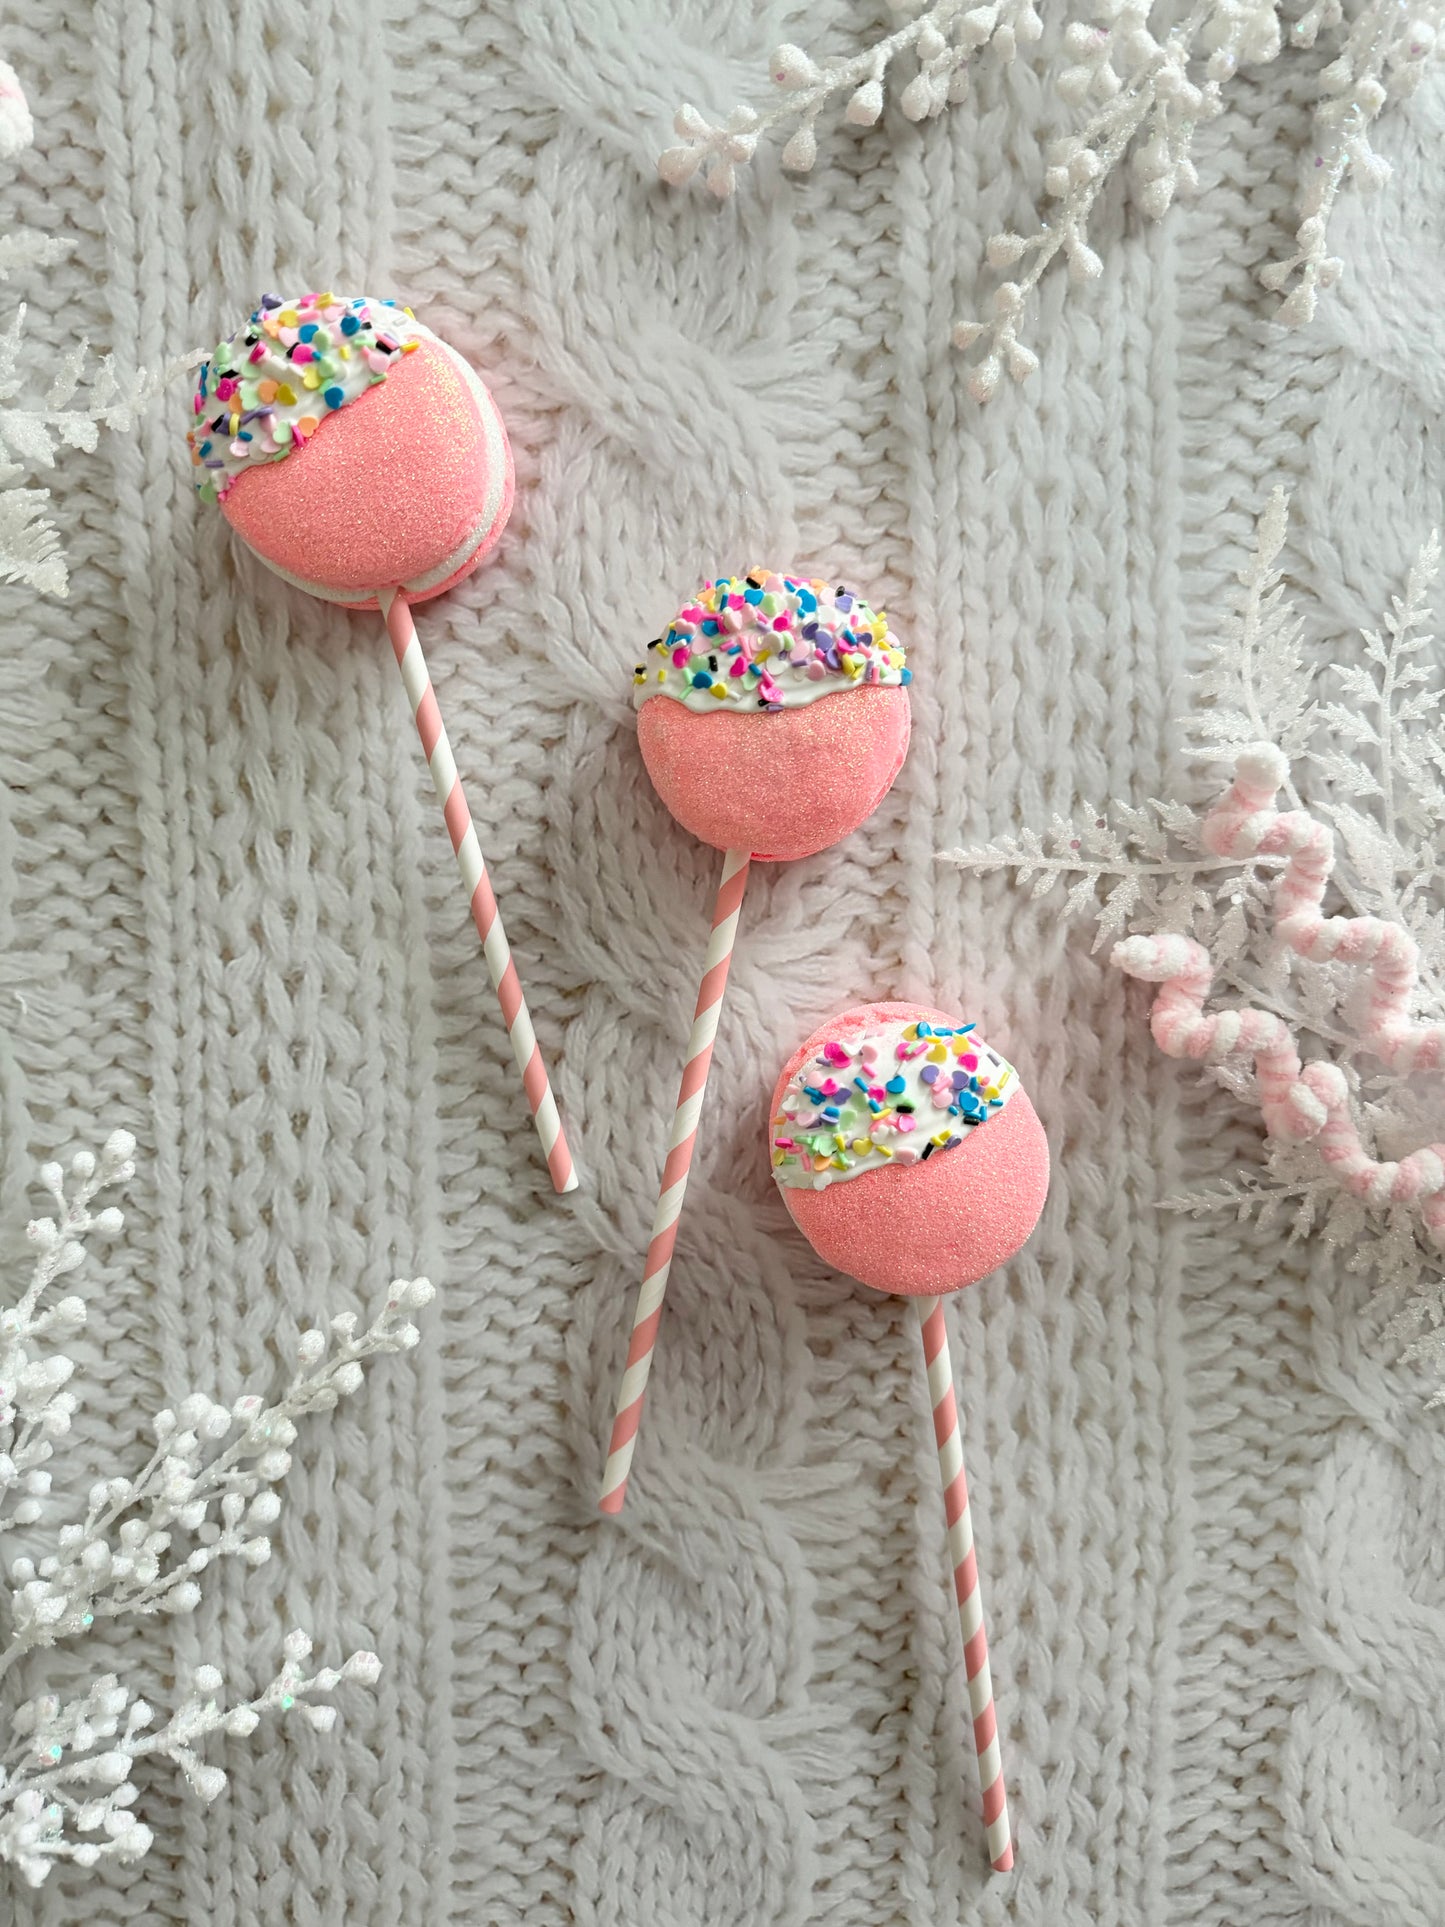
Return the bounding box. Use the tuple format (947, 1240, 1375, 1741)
(0, 2, 1441, 1924)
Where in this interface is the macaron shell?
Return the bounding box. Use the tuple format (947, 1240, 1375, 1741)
(770, 1001, 1050, 1297)
(637, 683, 911, 861)
(220, 332, 513, 609)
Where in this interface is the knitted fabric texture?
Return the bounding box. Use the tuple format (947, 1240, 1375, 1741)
(0, 4, 1442, 1923)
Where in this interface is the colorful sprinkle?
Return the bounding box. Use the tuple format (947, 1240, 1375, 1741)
(185, 292, 413, 500)
(771, 1016, 1019, 1191)
(634, 571, 907, 714)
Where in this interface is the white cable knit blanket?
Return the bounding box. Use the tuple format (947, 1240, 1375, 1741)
(1, 3, 1442, 1922)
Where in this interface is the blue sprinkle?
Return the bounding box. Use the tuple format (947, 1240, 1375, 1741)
(323, 385, 345, 409)
(885, 1075, 906, 1095)
(900, 667, 913, 684)
(744, 588, 763, 605)
(917, 1022, 932, 1038)
(299, 323, 318, 342)
(690, 671, 711, 689)
(340, 314, 360, 335)
(802, 1086, 824, 1103)
(822, 1106, 841, 1120)
(701, 618, 719, 635)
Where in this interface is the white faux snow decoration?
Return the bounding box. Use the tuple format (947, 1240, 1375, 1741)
(0, 59, 196, 596)
(941, 490, 1445, 1393)
(0, 1131, 436, 1887)
(658, 2, 1444, 393)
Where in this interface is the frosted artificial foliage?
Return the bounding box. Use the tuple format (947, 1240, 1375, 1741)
(0, 1131, 436, 1887)
(656, 2, 1443, 396)
(941, 491, 1445, 1393)
(657, 1, 1044, 196)
(0, 60, 196, 597)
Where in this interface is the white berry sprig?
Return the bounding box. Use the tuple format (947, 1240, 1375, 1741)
(0, 1133, 435, 1888)
(658, 1, 1043, 198)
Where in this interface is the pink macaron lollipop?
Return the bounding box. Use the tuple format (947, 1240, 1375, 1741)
(597, 572, 912, 1512)
(187, 292, 573, 1192)
(770, 1000, 1050, 1874)
(634, 570, 912, 861)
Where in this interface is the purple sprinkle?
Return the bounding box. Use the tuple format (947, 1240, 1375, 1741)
(951, 1070, 969, 1090)
(920, 1064, 939, 1085)
(260, 292, 283, 309)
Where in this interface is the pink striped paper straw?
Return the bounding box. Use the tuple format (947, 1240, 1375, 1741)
(598, 847, 751, 1512)
(380, 590, 576, 1194)
(916, 1296, 1013, 1872)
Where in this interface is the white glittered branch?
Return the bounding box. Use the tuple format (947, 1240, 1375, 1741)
(654, 1, 1443, 392)
(1262, 2, 1441, 325)
(2, 1272, 435, 1673)
(1, 1638, 382, 1885)
(1114, 745, 1445, 1246)
(658, 1, 1042, 197)
(0, 1133, 437, 1886)
(954, 0, 1280, 397)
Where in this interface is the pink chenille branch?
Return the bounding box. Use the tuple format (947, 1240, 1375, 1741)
(1113, 745, 1445, 1248)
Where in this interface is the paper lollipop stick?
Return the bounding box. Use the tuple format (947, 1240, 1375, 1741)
(596, 571, 912, 1511)
(382, 591, 575, 1191)
(598, 847, 749, 1511)
(917, 1297, 1012, 1872)
(186, 291, 575, 1193)
(770, 1000, 1050, 1870)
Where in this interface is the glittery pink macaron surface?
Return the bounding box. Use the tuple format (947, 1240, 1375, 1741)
(769, 1001, 1050, 1296)
(634, 571, 911, 861)
(188, 292, 514, 610)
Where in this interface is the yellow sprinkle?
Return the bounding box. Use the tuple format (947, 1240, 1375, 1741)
(277, 309, 299, 327)
(317, 292, 335, 308)
(338, 345, 350, 359)
(904, 1024, 919, 1041)
(403, 306, 415, 318)
(984, 1086, 1000, 1102)
(656, 669, 665, 681)
(927, 1043, 947, 1063)
(851, 1138, 871, 1154)
(772, 1150, 786, 1167)
(302, 372, 320, 389)
(276, 383, 296, 405)
(401, 339, 419, 354)
(711, 684, 727, 699)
